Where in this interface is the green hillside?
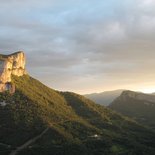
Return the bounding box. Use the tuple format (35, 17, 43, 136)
(109, 91, 155, 129)
(0, 75, 155, 155)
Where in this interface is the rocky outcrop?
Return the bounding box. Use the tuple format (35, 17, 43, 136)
(0, 51, 26, 93)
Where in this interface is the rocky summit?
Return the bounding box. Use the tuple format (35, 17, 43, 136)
(0, 51, 26, 93)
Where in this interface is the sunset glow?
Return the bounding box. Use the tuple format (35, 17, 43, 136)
(1, 0, 155, 94)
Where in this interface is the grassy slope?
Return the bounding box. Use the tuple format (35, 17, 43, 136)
(109, 95, 155, 129)
(61, 92, 155, 153)
(0, 75, 95, 154)
(0, 75, 155, 155)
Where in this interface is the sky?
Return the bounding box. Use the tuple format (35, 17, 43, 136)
(1, 0, 155, 94)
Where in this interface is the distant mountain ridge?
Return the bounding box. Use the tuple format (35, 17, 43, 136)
(121, 90, 155, 103)
(85, 89, 125, 106)
(109, 90, 155, 129)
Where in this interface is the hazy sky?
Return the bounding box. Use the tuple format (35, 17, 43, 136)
(1, 0, 155, 94)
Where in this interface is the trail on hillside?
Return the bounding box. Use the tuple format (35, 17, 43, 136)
(9, 128, 49, 155)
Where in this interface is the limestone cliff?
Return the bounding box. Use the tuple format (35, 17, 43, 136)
(0, 51, 26, 92)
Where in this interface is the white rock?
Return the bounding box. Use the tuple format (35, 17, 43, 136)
(0, 101, 7, 106)
(0, 51, 26, 92)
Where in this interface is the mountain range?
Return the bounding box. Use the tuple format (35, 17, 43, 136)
(0, 52, 155, 155)
(109, 90, 155, 130)
(85, 90, 125, 106)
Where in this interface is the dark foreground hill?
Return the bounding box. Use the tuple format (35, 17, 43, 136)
(109, 90, 155, 129)
(0, 75, 155, 155)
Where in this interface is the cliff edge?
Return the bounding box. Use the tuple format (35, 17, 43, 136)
(0, 51, 26, 92)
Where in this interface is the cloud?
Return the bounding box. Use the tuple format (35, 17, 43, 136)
(1, 0, 155, 93)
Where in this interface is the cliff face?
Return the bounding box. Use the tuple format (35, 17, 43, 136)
(0, 51, 26, 92)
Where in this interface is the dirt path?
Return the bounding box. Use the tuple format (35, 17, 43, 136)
(9, 128, 49, 155)
(0, 143, 11, 147)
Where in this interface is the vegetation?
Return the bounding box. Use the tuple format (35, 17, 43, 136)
(109, 93, 155, 129)
(0, 75, 155, 155)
